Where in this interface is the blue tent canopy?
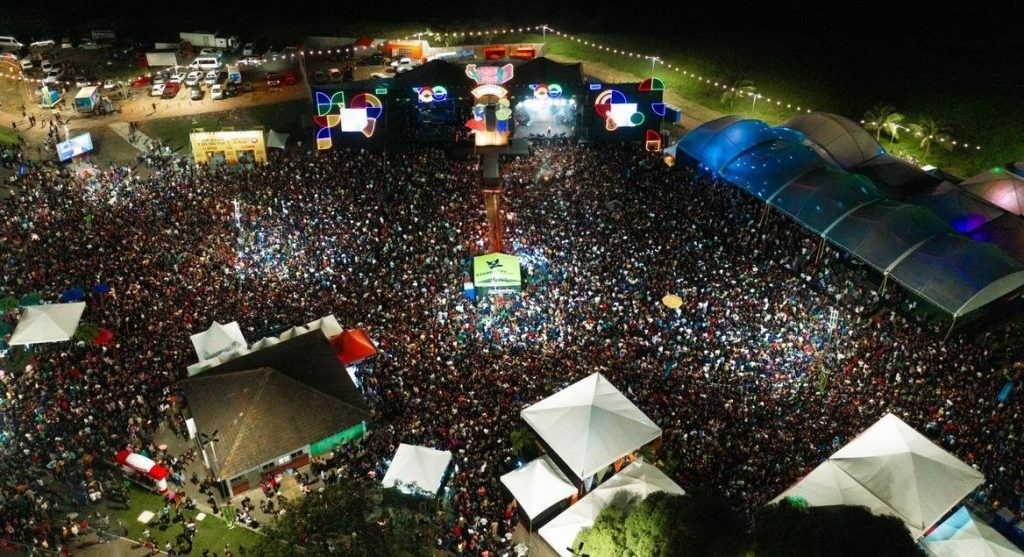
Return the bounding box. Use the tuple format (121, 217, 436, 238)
(678, 116, 797, 172)
(825, 200, 949, 273)
(721, 140, 826, 202)
(770, 167, 884, 235)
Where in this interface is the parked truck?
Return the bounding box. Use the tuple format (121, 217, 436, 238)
(179, 32, 239, 51)
(226, 63, 241, 84)
(145, 51, 182, 68)
(74, 86, 100, 113)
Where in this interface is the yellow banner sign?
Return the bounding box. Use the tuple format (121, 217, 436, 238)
(189, 130, 267, 165)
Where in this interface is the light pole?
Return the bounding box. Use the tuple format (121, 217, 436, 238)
(541, 25, 550, 41)
(751, 93, 762, 111)
(645, 56, 661, 76)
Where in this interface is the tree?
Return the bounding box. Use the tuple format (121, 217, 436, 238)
(863, 105, 905, 142)
(754, 499, 924, 557)
(73, 321, 101, 343)
(573, 490, 752, 557)
(253, 479, 439, 557)
(720, 76, 758, 110)
(908, 118, 953, 156)
(510, 427, 541, 461)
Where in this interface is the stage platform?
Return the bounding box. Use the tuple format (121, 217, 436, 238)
(513, 121, 576, 140)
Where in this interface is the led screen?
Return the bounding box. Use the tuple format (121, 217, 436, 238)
(56, 133, 94, 162)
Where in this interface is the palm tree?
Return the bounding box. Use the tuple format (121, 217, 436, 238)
(720, 77, 758, 110)
(908, 118, 953, 155)
(863, 105, 905, 142)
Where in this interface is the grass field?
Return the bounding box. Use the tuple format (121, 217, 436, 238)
(99, 484, 260, 554)
(0, 126, 18, 146)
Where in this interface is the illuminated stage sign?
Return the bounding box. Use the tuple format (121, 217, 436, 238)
(465, 66, 512, 147)
(313, 90, 383, 149)
(413, 85, 448, 103)
(594, 89, 644, 130)
(473, 253, 522, 294)
(529, 83, 562, 99)
(189, 130, 267, 165)
(465, 63, 513, 85)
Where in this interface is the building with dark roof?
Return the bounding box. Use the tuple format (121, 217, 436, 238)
(180, 331, 369, 496)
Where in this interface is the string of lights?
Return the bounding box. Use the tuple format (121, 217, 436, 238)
(0, 25, 983, 152)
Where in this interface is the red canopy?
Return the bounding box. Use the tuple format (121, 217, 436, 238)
(331, 329, 378, 365)
(94, 328, 115, 346)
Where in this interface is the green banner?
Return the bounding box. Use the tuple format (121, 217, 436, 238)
(473, 253, 522, 293)
(309, 422, 366, 457)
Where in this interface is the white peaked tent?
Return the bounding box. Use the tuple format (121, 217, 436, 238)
(8, 302, 86, 345)
(500, 455, 578, 520)
(380, 444, 453, 496)
(773, 413, 984, 539)
(770, 459, 921, 537)
(306, 314, 343, 338)
(190, 321, 248, 361)
(521, 373, 662, 480)
(266, 129, 289, 150)
(923, 506, 1024, 557)
(539, 460, 684, 557)
(249, 336, 280, 351)
(278, 325, 311, 341)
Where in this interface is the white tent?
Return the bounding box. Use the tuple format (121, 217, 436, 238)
(266, 129, 290, 150)
(306, 314, 344, 338)
(278, 325, 311, 341)
(190, 321, 248, 361)
(249, 336, 280, 351)
(380, 444, 453, 496)
(521, 373, 662, 480)
(923, 506, 1024, 557)
(772, 413, 984, 539)
(8, 302, 86, 345)
(770, 459, 920, 537)
(500, 455, 578, 520)
(539, 460, 684, 557)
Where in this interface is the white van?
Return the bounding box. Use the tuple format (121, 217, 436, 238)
(0, 36, 23, 52)
(189, 56, 222, 71)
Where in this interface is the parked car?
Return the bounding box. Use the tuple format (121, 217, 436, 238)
(102, 79, 117, 90)
(282, 71, 297, 86)
(42, 67, 64, 84)
(265, 72, 280, 87)
(40, 59, 54, 72)
(75, 76, 91, 87)
(240, 80, 253, 92)
(390, 56, 419, 69)
(79, 40, 100, 50)
(358, 53, 388, 66)
(211, 84, 223, 100)
(152, 72, 167, 85)
(18, 57, 33, 70)
(203, 70, 220, 86)
(327, 68, 342, 82)
(30, 39, 56, 49)
(184, 71, 202, 87)
(150, 82, 165, 96)
(199, 48, 222, 57)
(224, 82, 238, 97)
(242, 42, 255, 56)
(190, 86, 203, 100)
(170, 72, 186, 83)
(238, 56, 263, 66)
(161, 81, 180, 98)
(60, 38, 73, 49)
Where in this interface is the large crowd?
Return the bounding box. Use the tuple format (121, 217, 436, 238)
(0, 140, 1022, 555)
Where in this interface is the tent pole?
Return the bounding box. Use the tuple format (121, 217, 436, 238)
(943, 316, 957, 343)
(759, 204, 770, 227)
(880, 274, 888, 296)
(815, 237, 826, 265)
